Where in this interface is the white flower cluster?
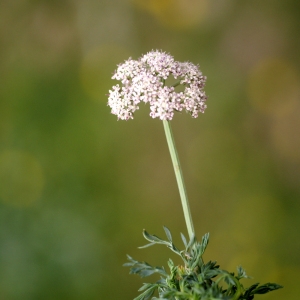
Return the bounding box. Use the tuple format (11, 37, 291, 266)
(108, 50, 207, 120)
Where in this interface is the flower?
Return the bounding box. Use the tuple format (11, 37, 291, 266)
(108, 50, 207, 120)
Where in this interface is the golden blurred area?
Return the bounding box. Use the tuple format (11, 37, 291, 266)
(132, 0, 208, 29)
(248, 58, 299, 117)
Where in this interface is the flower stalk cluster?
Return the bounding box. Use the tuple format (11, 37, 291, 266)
(108, 50, 207, 121)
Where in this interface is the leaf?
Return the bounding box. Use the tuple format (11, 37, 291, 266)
(200, 261, 220, 280)
(138, 283, 153, 292)
(167, 258, 174, 270)
(223, 273, 236, 286)
(180, 232, 188, 248)
(243, 283, 259, 299)
(186, 234, 196, 250)
(143, 229, 166, 244)
(139, 269, 157, 278)
(251, 283, 283, 295)
(124, 254, 167, 278)
(141, 229, 182, 256)
(123, 254, 138, 267)
(134, 284, 157, 300)
(199, 233, 209, 255)
(138, 243, 156, 249)
(237, 265, 250, 280)
(163, 226, 173, 243)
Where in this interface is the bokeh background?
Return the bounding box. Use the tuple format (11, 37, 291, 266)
(0, 0, 300, 299)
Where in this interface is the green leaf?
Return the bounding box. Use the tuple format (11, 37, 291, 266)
(143, 229, 166, 244)
(124, 254, 167, 278)
(134, 283, 157, 300)
(139, 269, 156, 278)
(167, 258, 174, 269)
(243, 283, 259, 299)
(180, 232, 188, 248)
(141, 229, 182, 256)
(199, 233, 209, 255)
(186, 233, 196, 250)
(251, 283, 283, 295)
(237, 265, 250, 280)
(223, 272, 236, 286)
(163, 226, 173, 243)
(138, 283, 153, 292)
(138, 243, 156, 249)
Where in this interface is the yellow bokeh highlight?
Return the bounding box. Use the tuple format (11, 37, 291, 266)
(270, 101, 300, 163)
(79, 44, 131, 101)
(247, 58, 300, 117)
(0, 150, 44, 207)
(248, 58, 300, 163)
(132, 0, 208, 30)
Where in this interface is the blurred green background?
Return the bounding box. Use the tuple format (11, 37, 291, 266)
(0, 0, 300, 299)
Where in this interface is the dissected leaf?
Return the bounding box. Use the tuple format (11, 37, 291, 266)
(134, 284, 157, 300)
(143, 229, 166, 244)
(251, 283, 283, 295)
(237, 265, 250, 280)
(125, 228, 282, 300)
(199, 233, 209, 255)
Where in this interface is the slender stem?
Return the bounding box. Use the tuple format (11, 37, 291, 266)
(163, 120, 195, 240)
(232, 280, 242, 300)
(216, 274, 242, 300)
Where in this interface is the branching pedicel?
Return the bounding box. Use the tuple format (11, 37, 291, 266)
(108, 50, 282, 299)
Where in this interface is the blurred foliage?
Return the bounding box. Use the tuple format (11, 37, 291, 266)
(0, 0, 299, 299)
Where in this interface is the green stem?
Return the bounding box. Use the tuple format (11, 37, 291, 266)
(230, 275, 243, 300)
(163, 120, 195, 240)
(216, 274, 243, 300)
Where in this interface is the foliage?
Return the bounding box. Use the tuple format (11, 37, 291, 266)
(124, 227, 282, 300)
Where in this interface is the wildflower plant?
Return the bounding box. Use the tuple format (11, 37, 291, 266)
(108, 50, 282, 299)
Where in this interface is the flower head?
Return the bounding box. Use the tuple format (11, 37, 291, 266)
(108, 50, 207, 120)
